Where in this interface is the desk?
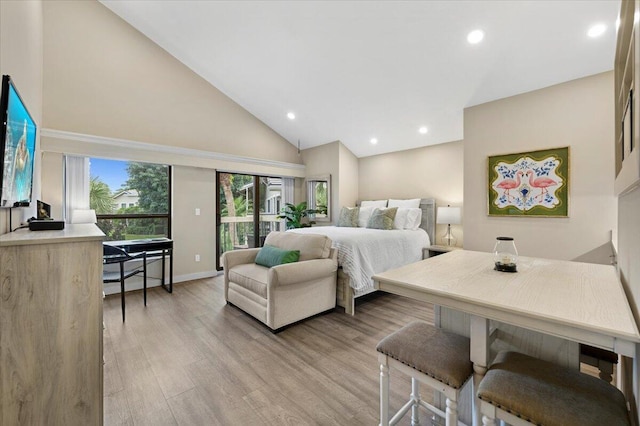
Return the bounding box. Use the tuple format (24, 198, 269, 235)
(106, 238, 173, 293)
(373, 250, 640, 426)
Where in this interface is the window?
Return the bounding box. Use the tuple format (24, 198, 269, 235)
(89, 158, 171, 241)
(216, 172, 293, 270)
(306, 175, 330, 222)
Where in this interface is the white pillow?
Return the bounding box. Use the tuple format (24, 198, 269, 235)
(405, 208, 423, 230)
(360, 199, 388, 208)
(393, 209, 409, 229)
(358, 206, 375, 227)
(393, 208, 423, 230)
(388, 198, 421, 208)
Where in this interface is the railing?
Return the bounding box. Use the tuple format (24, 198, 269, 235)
(219, 215, 283, 253)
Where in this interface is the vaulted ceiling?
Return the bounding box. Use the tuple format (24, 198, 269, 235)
(101, 0, 620, 158)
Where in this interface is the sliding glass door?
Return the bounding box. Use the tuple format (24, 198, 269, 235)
(216, 172, 283, 270)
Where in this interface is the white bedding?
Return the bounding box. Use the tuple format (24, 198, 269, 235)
(288, 226, 430, 296)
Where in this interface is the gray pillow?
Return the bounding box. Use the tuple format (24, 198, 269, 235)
(367, 207, 398, 230)
(337, 207, 359, 227)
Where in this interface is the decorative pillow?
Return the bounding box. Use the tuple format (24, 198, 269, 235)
(360, 199, 388, 208)
(358, 206, 375, 227)
(388, 198, 421, 208)
(255, 244, 300, 268)
(337, 206, 359, 227)
(367, 207, 398, 230)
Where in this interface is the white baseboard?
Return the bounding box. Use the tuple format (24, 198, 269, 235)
(103, 270, 220, 295)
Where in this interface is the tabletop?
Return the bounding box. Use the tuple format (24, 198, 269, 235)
(374, 250, 640, 354)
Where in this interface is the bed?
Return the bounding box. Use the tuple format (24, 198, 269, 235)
(289, 198, 436, 314)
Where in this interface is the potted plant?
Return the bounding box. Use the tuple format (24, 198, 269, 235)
(278, 202, 318, 229)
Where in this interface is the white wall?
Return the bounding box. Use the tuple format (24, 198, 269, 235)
(358, 140, 464, 246)
(0, 0, 43, 234)
(463, 72, 616, 260)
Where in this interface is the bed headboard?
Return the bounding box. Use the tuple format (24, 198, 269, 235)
(355, 198, 437, 245)
(419, 198, 436, 246)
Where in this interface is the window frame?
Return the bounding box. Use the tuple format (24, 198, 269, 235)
(93, 160, 173, 240)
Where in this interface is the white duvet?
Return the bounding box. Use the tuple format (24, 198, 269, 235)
(288, 226, 430, 295)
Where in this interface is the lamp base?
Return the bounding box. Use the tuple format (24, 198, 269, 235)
(441, 225, 457, 246)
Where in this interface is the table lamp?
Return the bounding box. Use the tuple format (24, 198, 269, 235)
(436, 205, 461, 246)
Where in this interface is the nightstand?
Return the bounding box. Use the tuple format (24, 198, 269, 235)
(423, 245, 462, 259)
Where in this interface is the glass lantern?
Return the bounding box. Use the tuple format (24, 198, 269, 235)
(494, 236, 518, 273)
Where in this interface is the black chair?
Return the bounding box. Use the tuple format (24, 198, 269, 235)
(103, 244, 147, 322)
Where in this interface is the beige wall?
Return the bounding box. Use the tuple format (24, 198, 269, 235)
(301, 142, 339, 223)
(37, 0, 305, 281)
(358, 140, 464, 246)
(463, 71, 616, 260)
(42, 0, 300, 165)
(0, 0, 43, 234)
(300, 140, 358, 224)
(339, 142, 359, 210)
(172, 166, 217, 280)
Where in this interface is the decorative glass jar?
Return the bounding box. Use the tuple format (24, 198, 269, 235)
(494, 237, 518, 273)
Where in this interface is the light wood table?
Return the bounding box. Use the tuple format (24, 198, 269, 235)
(373, 249, 640, 426)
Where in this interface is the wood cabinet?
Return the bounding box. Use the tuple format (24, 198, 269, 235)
(0, 224, 105, 425)
(615, 0, 640, 195)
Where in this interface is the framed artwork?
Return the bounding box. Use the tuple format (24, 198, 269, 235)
(488, 147, 569, 217)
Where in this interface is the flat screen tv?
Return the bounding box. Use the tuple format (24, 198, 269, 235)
(0, 75, 37, 208)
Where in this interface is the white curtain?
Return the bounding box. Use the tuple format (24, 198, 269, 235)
(64, 155, 90, 222)
(282, 177, 295, 229)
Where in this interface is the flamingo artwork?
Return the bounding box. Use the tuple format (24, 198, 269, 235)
(526, 169, 557, 201)
(496, 170, 524, 201)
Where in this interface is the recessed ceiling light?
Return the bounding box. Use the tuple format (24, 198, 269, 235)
(587, 23, 606, 38)
(287, 112, 296, 120)
(467, 29, 484, 44)
(418, 126, 428, 135)
(370, 138, 378, 145)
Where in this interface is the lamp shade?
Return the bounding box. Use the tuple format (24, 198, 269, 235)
(70, 209, 97, 224)
(436, 206, 461, 225)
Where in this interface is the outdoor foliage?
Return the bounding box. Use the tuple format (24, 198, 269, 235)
(278, 202, 317, 229)
(125, 162, 169, 213)
(90, 177, 114, 214)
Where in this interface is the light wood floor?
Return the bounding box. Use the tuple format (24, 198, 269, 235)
(103, 275, 437, 425)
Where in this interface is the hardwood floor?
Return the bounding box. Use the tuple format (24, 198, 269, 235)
(103, 275, 437, 425)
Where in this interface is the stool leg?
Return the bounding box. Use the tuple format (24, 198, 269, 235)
(482, 415, 497, 426)
(380, 355, 390, 426)
(445, 398, 457, 426)
(410, 378, 420, 426)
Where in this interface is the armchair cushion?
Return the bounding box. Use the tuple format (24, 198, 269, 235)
(255, 244, 300, 268)
(224, 231, 337, 330)
(263, 231, 331, 261)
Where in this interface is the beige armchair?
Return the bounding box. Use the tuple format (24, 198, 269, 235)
(222, 231, 338, 330)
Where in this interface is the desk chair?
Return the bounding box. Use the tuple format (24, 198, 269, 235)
(103, 244, 147, 322)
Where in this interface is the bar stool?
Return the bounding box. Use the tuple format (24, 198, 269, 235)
(477, 351, 631, 426)
(376, 321, 473, 426)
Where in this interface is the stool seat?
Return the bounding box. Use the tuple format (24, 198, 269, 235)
(376, 321, 473, 389)
(477, 351, 630, 426)
(376, 321, 473, 426)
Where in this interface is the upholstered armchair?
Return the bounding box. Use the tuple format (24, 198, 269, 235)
(222, 231, 338, 331)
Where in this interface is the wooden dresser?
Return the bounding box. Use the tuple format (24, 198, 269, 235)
(0, 224, 105, 425)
